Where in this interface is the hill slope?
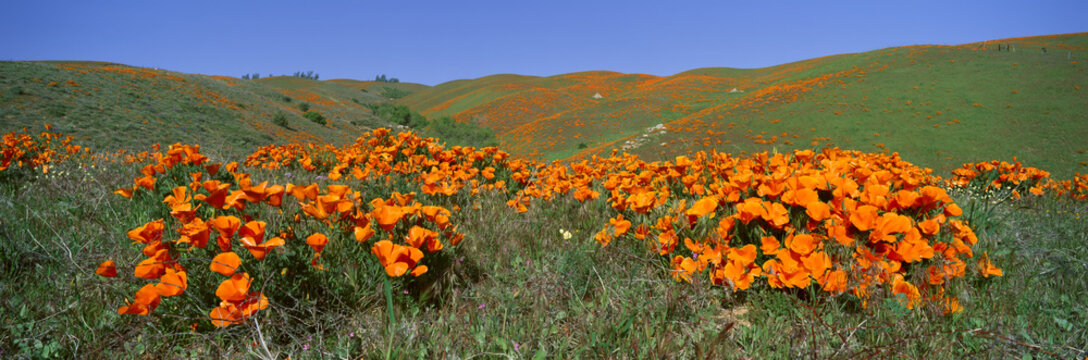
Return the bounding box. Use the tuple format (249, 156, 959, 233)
(0, 61, 424, 158)
(399, 32, 1088, 177)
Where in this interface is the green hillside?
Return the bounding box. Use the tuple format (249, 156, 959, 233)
(399, 32, 1088, 177)
(0, 61, 424, 159)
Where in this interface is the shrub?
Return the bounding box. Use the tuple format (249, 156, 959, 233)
(366, 103, 425, 127)
(272, 113, 290, 128)
(298, 102, 310, 112)
(380, 87, 411, 99)
(292, 71, 319, 80)
(304, 111, 326, 125)
(578, 142, 588, 149)
(282, 96, 292, 103)
(424, 116, 498, 147)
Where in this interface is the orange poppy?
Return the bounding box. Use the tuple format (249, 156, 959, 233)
(978, 252, 1003, 277)
(805, 201, 831, 222)
(118, 284, 161, 315)
(134, 250, 170, 279)
(609, 214, 631, 236)
(786, 233, 819, 255)
(210, 252, 242, 276)
(372, 204, 404, 232)
(127, 219, 164, 244)
(155, 268, 188, 297)
(240, 236, 285, 260)
(96, 260, 117, 277)
(849, 205, 879, 232)
(891, 275, 921, 309)
(178, 218, 211, 249)
(208, 216, 241, 252)
(306, 233, 328, 253)
(685, 196, 719, 219)
(370, 240, 425, 277)
(350, 224, 374, 242)
(216, 273, 251, 302)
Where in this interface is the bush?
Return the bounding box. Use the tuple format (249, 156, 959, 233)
(578, 142, 588, 149)
(424, 116, 498, 147)
(292, 71, 319, 80)
(374, 74, 399, 83)
(298, 102, 310, 112)
(282, 96, 292, 103)
(304, 111, 326, 125)
(366, 103, 425, 128)
(380, 87, 411, 99)
(272, 113, 290, 128)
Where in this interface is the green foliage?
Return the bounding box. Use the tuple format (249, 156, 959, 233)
(380, 87, 411, 99)
(304, 110, 326, 125)
(281, 95, 292, 103)
(292, 71, 319, 80)
(272, 112, 290, 128)
(241, 73, 261, 80)
(578, 142, 588, 149)
(297, 102, 310, 112)
(374, 74, 399, 83)
(424, 116, 499, 147)
(366, 103, 426, 128)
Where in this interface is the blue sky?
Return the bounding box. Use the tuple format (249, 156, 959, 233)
(2, 1, 1085, 85)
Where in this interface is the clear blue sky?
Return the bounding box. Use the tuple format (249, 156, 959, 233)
(2, 1, 1085, 85)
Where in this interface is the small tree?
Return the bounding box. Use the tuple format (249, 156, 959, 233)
(304, 111, 326, 125)
(272, 113, 290, 128)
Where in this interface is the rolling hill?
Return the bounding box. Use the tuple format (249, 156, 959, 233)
(0, 61, 423, 159)
(2, 33, 1085, 176)
(399, 32, 1088, 177)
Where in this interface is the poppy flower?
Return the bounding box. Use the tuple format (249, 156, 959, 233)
(609, 214, 631, 236)
(209, 304, 241, 328)
(96, 260, 117, 277)
(210, 252, 242, 276)
(786, 233, 819, 255)
(978, 252, 1003, 277)
(849, 205, 879, 231)
(134, 250, 170, 279)
(240, 236, 285, 260)
(209, 216, 241, 252)
(891, 275, 921, 309)
(370, 240, 425, 277)
(306, 233, 328, 253)
(372, 205, 404, 232)
(671, 255, 697, 282)
(685, 196, 719, 220)
(805, 201, 831, 222)
(127, 219, 164, 244)
(216, 273, 251, 302)
(118, 284, 161, 315)
(155, 268, 188, 297)
(178, 218, 211, 249)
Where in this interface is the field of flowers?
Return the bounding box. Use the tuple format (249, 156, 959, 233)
(2, 125, 1086, 358)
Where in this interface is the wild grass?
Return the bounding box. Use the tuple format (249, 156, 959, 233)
(1, 154, 1085, 359)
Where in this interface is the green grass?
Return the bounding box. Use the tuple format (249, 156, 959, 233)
(1, 158, 1085, 358)
(398, 33, 1088, 177)
(0, 61, 426, 159)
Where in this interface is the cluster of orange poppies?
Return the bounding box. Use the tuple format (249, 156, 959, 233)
(103, 135, 465, 327)
(502, 149, 997, 312)
(0, 123, 1068, 327)
(1049, 173, 1088, 200)
(241, 129, 1012, 313)
(0, 125, 92, 172)
(949, 160, 1088, 201)
(949, 160, 1051, 199)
